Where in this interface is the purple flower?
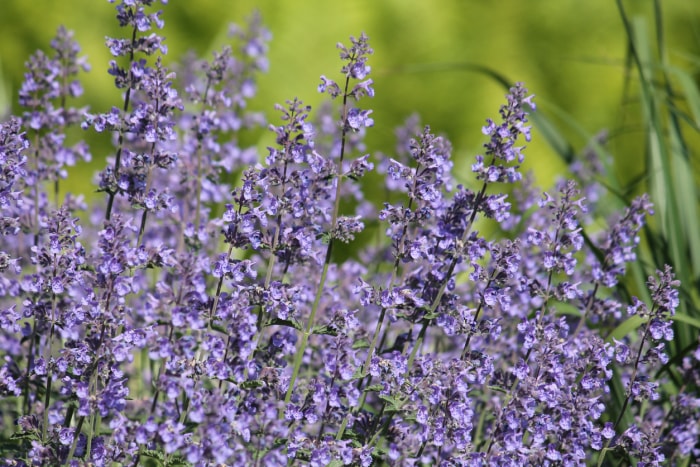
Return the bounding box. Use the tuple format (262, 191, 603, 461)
(0, 3, 693, 466)
(473, 82, 535, 184)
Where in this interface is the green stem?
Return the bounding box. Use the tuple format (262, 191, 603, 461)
(193, 80, 213, 232)
(283, 74, 353, 409)
(336, 161, 425, 440)
(249, 159, 289, 371)
(105, 23, 138, 221)
(41, 293, 58, 444)
(368, 176, 493, 447)
(597, 317, 654, 466)
(573, 282, 600, 336)
(210, 244, 235, 323)
(407, 181, 489, 369)
(284, 255, 332, 407)
(64, 415, 85, 466)
(150, 325, 175, 414)
(86, 411, 101, 462)
(32, 132, 40, 248)
(22, 319, 37, 416)
(460, 278, 493, 360)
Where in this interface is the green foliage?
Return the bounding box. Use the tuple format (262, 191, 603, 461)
(615, 0, 700, 371)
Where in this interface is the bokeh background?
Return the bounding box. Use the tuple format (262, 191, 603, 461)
(1, 0, 698, 191)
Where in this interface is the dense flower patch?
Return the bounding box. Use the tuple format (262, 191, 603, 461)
(1, 1, 698, 465)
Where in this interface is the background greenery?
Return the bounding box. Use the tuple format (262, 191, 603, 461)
(0, 1, 697, 187)
(2, 1, 700, 462)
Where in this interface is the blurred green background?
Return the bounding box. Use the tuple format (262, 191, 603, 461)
(1, 0, 698, 190)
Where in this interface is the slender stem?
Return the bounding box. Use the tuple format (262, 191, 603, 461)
(616, 321, 653, 429)
(22, 320, 37, 416)
(40, 345, 53, 444)
(249, 158, 289, 367)
(362, 165, 419, 366)
(64, 415, 85, 465)
(193, 80, 213, 232)
(54, 52, 71, 207)
(596, 320, 653, 466)
(86, 411, 101, 462)
(31, 131, 40, 248)
(407, 181, 489, 370)
(283, 75, 352, 407)
(484, 249, 576, 457)
(484, 276, 558, 456)
(23, 125, 43, 416)
(137, 157, 156, 243)
(149, 325, 175, 414)
(316, 373, 337, 441)
(210, 244, 235, 323)
(369, 176, 493, 447)
(596, 315, 656, 466)
(460, 278, 493, 360)
(209, 199, 246, 389)
(336, 162, 426, 440)
(574, 282, 600, 336)
(416, 392, 451, 460)
(41, 292, 58, 444)
(210, 243, 235, 391)
(105, 24, 138, 221)
(66, 360, 102, 465)
(368, 407, 391, 448)
(62, 402, 75, 429)
(284, 255, 332, 406)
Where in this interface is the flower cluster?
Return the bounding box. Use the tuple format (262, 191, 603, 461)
(1, 1, 698, 466)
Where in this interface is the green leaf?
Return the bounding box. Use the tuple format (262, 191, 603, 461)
(529, 108, 574, 164)
(363, 384, 383, 393)
(241, 379, 264, 389)
(321, 231, 331, 244)
(141, 450, 166, 464)
(10, 431, 41, 442)
(486, 385, 508, 394)
(266, 317, 303, 331)
(608, 315, 646, 342)
(670, 137, 700, 280)
(310, 324, 338, 336)
(342, 428, 362, 442)
(352, 338, 370, 350)
(378, 394, 397, 404)
(273, 437, 288, 448)
(608, 366, 634, 430)
(671, 313, 700, 330)
(552, 301, 582, 317)
(164, 455, 189, 467)
(378, 394, 403, 412)
(668, 66, 700, 129)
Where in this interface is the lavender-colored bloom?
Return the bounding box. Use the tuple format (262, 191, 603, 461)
(589, 194, 654, 288)
(0, 118, 29, 239)
(18, 26, 91, 190)
(473, 82, 535, 184)
(0, 3, 694, 466)
(346, 108, 374, 131)
(530, 180, 585, 269)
